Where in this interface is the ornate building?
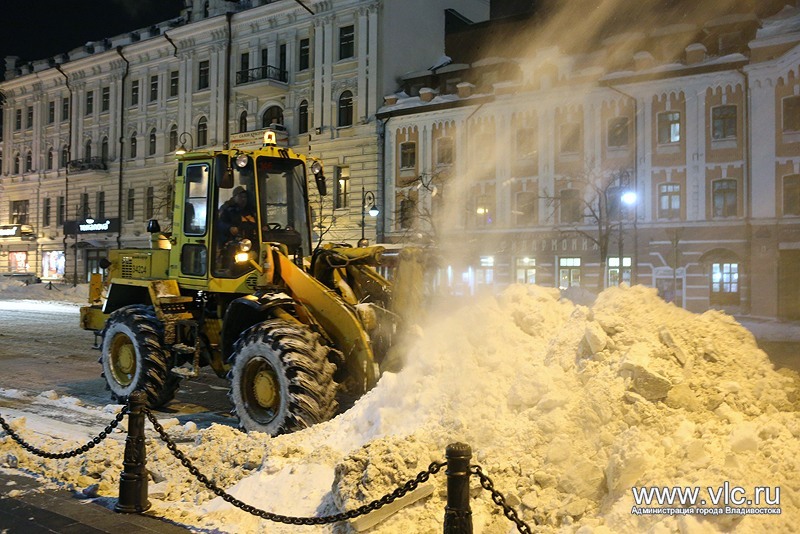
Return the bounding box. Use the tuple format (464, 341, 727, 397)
(0, 0, 489, 283)
(378, 1, 800, 320)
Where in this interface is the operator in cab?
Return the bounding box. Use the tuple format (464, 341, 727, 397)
(216, 185, 258, 273)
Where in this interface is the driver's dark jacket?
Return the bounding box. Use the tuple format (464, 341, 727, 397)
(217, 201, 257, 242)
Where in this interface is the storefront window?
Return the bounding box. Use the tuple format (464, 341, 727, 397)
(9, 251, 29, 272)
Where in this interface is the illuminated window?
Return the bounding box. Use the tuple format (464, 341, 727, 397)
(710, 262, 739, 305)
(334, 166, 350, 209)
(657, 111, 681, 144)
(515, 258, 536, 284)
(658, 183, 681, 219)
(558, 257, 581, 289)
(608, 256, 632, 286)
(262, 106, 283, 128)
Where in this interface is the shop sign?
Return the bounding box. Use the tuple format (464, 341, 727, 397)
(64, 218, 120, 235)
(0, 224, 36, 239)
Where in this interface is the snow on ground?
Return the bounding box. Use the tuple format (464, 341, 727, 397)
(1, 282, 799, 533)
(0, 278, 88, 305)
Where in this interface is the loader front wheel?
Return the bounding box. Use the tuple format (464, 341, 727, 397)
(228, 319, 337, 435)
(101, 305, 180, 408)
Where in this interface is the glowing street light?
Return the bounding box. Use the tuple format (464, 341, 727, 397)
(358, 186, 379, 247)
(175, 132, 194, 155)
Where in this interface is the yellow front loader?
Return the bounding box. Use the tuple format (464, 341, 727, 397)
(80, 130, 424, 435)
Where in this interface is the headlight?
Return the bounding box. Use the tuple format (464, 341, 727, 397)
(310, 160, 322, 175)
(238, 238, 252, 252)
(235, 252, 250, 264)
(235, 154, 249, 168)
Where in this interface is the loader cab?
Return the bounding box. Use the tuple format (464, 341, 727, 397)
(172, 142, 315, 291)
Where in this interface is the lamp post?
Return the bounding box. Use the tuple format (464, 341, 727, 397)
(175, 132, 194, 155)
(358, 186, 379, 247)
(619, 189, 637, 286)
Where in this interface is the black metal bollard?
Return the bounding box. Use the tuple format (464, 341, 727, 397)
(115, 390, 151, 513)
(443, 442, 473, 533)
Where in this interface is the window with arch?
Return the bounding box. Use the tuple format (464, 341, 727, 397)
(85, 140, 92, 160)
(261, 106, 283, 128)
(338, 90, 353, 127)
(149, 128, 157, 156)
(101, 137, 109, 162)
(130, 133, 138, 158)
(25, 151, 32, 172)
(239, 111, 248, 133)
(14, 154, 21, 174)
(197, 117, 208, 146)
(168, 126, 178, 152)
(47, 148, 54, 170)
(61, 146, 69, 167)
(298, 100, 308, 134)
(712, 179, 737, 218)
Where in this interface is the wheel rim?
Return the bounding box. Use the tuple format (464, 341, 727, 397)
(108, 333, 136, 387)
(242, 357, 281, 424)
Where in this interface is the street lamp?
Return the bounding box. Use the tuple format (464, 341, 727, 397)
(358, 186, 379, 247)
(175, 132, 194, 155)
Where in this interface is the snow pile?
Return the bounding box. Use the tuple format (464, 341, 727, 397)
(1, 284, 799, 533)
(0, 279, 88, 305)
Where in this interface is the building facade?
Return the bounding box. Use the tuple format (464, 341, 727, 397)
(378, 3, 800, 320)
(0, 0, 489, 283)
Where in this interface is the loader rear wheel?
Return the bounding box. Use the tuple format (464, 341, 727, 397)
(228, 319, 337, 435)
(100, 305, 180, 408)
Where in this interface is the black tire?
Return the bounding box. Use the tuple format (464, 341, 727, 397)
(100, 304, 181, 408)
(228, 318, 338, 435)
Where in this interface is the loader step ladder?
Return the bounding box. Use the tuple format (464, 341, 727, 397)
(170, 319, 201, 378)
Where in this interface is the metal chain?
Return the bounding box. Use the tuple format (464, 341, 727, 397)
(471, 465, 534, 533)
(145, 409, 445, 525)
(0, 409, 127, 460)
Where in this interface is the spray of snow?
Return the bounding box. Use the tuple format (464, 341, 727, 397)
(1, 283, 799, 533)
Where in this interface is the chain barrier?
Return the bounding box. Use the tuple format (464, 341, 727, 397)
(0, 409, 127, 460)
(1, 401, 535, 532)
(471, 465, 534, 533)
(144, 408, 445, 526)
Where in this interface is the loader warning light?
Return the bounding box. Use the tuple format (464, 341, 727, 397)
(263, 130, 277, 147)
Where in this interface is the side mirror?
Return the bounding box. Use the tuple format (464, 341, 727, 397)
(315, 172, 327, 196)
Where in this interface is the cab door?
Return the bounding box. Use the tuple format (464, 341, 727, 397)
(174, 162, 211, 282)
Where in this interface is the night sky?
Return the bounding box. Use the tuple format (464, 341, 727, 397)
(0, 0, 184, 80)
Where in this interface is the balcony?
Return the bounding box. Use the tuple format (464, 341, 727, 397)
(68, 157, 108, 173)
(234, 65, 288, 98)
